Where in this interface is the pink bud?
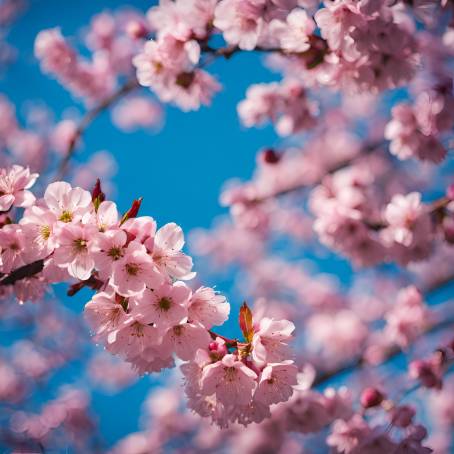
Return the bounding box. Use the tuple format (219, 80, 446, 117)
(260, 148, 280, 165)
(360, 387, 384, 408)
(126, 21, 148, 39)
(208, 342, 218, 351)
(91, 178, 105, 204)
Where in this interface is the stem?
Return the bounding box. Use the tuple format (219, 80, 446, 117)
(0, 259, 44, 286)
(313, 306, 454, 387)
(208, 329, 238, 347)
(55, 77, 140, 181)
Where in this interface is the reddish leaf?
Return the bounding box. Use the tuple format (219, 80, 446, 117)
(239, 302, 254, 343)
(120, 197, 143, 225)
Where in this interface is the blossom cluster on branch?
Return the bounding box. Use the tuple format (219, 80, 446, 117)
(0, 167, 297, 428)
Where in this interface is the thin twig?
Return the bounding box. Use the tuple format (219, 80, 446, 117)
(313, 302, 454, 387)
(55, 77, 140, 181)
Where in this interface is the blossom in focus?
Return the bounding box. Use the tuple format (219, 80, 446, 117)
(0, 165, 38, 212)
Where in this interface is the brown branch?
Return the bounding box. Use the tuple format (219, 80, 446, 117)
(201, 35, 328, 69)
(55, 77, 140, 181)
(0, 259, 44, 286)
(313, 295, 454, 387)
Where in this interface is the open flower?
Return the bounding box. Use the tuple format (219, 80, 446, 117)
(148, 222, 194, 280)
(0, 165, 38, 212)
(130, 281, 190, 331)
(44, 181, 92, 224)
(53, 223, 96, 280)
(200, 354, 258, 406)
(111, 241, 163, 297)
(254, 361, 298, 405)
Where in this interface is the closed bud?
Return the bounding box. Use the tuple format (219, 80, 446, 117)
(260, 148, 280, 164)
(91, 178, 105, 211)
(120, 197, 143, 225)
(360, 387, 384, 408)
(126, 20, 148, 39)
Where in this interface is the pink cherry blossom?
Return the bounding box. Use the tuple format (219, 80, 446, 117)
(327, 415, 373, 454)
(254, 361, 297, 405)
(122, 216, 156, 244)
(0, 165, 38, 212)
(188, 286, 230, 329)
(112, 96, 163, 132)
(148, 222, 194, 280)
(382, 192, 430, 248)
(384, 286, 432, 348)
(252, 317, 295, 366)
(43, 181, 92, 224)
(273, 9, 315, 53)
(213, 0, 264, 51)
(90, 229, 127, 279)
(84, 290, 128, 342)
(0, 224, 25, 273)
(284, 390, 331, 434)
(161, 322, 211, 360)
(111, 241, 163, 297)
(201, 354, 258, 406)
(53, 223, 96, 280)
(130, 281, 190, 331)
(20, 205, 58, 259)
(91, 200, 119, 231)
(51, 120, 78, 155)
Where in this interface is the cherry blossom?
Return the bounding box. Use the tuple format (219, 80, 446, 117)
(0, 165, 38, 212)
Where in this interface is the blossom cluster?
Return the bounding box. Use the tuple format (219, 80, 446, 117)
(238, 79, 318, 136)
(0, 165, 297, 427)
(310, 163, 443, 266)
(182, 310, 298, 427)
(385, 84, 454, 163)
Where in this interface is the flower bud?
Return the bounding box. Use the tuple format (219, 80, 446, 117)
(126, 20, 148, 39)
(360, 387, 384, 408)
(260, 148, 280, 165)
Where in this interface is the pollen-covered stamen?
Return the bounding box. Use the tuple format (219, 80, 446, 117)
(131, 321, 145, 337)
(158, 296, 172, 311)
(125, 263, 140, 276)
(59, 210, 73, 223)
(173, 325, 182, 336)
(108, 246, 123, 260)
(40, 225, 51, 240)
(73, 238, 87, 252)
(9, 242, 20, 251)
(224, 366, 238, 382)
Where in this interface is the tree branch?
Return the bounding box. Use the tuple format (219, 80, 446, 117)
(55, 77, 140, 181)
(0, 259, 44, 286)
(313, 302, 454, 387)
